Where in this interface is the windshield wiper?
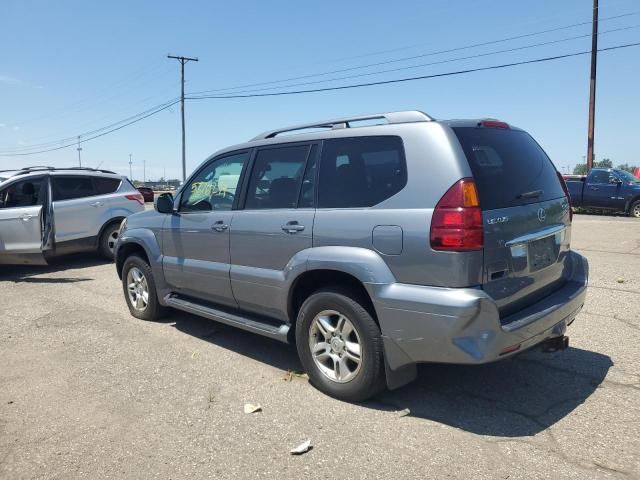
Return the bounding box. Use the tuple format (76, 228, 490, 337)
(516, 189, 544, 200)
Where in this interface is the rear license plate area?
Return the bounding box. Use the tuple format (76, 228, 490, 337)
(528, 235, 557, 272)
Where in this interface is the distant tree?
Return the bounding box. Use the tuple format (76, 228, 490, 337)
(573, 164, 588, 175)
(616, 164, 635, 173)
(595, 158, 612, 169)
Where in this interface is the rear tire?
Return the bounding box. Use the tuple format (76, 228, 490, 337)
(295, 288, 385, 402)
(630, 200, 640, 218)
(121, 255, 166, 321)
(99, 222, 121, 260)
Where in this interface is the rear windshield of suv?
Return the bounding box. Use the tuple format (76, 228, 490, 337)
(453, 127, 565, 210)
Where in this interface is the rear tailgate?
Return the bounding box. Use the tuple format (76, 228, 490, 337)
(453, 125, 572, 320)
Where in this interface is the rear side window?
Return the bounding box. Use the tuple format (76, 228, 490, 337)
(318, 136, 407, 208)
(453, 127, 565, 210)
(245, 145, 310, 210)
(94, 177, 121, 194)
(52, 176, 96, 201)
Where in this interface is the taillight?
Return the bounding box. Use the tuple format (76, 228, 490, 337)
(125, 193, 144, 205)
(556, 171, 573, 222)
(430, 178, 483, 251)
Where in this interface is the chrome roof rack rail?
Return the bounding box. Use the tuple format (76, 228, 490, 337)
(250, 110, 433, 141)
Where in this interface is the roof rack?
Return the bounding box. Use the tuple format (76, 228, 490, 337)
(250, 110, 433, 141)
(0, 166, 117, 177)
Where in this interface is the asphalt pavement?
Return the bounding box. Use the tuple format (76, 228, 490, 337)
(1, 214, 638, 479)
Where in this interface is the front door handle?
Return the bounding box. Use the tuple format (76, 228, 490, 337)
(282, 221, 305, 233)
(90, 201, 104, 207)
(588, 186, 599, 191)
(212, 221, 229, 232)
(20, 213, 36, 222)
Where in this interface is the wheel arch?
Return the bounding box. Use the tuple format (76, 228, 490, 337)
(96, 217, 125, 247)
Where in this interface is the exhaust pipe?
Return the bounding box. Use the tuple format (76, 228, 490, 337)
(541, 335, 569, 353)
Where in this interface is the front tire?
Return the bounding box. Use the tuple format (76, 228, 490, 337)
(121, 255, 166, 321)
(295, 288, 385, 402)
(630, 200, 640, 218)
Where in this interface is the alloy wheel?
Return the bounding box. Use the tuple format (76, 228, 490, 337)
(126, 267, 149, 311)
(308, 309, 362, 383)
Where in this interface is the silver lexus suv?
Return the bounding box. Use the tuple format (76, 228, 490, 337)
(115, 111, 588, 401)
(0, 167, 144, 265)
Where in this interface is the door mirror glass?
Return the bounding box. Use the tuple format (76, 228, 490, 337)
(155, 193, 174, 213)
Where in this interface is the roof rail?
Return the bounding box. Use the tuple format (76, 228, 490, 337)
(250, 110, 433, 141)
(1, 166, 117, 177)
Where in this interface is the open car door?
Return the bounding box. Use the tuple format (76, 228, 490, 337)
(0, 175, 52, 265)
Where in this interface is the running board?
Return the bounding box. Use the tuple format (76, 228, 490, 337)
(164, 295, 290, 343)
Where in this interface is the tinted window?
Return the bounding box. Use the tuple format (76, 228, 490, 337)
(245, 145, 310, 210)
(180, 152, 249, 212)
(453, 127, 565, 210)
(0, 178, 43, 209)
(94, 177, 121, 194)
(589, 170, 615, 184)
(298, 145, 318, 208)
(318, 136, 407, 208)
(53, 176, 96, 201)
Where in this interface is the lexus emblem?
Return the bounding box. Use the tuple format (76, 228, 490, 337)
(537, 207, 546, 222)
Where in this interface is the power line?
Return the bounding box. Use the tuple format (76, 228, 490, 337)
(2, 41, 638, 157)
(187, 42, 640, 100)
(187, 11, 639, 95)
(0, 98, 180, 153)
(202, 24, 639, 96)
(0, 99, 180, 156)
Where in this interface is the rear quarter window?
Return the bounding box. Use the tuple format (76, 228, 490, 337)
(94, 177, 121, 194)
(453, 127, 565, 210)
(318, 136, 406, 208)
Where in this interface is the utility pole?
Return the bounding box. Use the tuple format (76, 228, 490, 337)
(168, 54, 198, 182)
(129, 153, 133, 180)
(586, 0, 598, 171)
(143, 159, 146, 185)
(76, 136, 82, 167)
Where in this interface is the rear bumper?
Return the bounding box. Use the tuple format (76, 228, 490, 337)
(369, 250, 588, 371)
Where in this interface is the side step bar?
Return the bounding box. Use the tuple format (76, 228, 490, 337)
(164, 294, 290, 344)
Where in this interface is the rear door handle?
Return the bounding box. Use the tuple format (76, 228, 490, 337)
(588, 186, 599, 191)
(282, 221, 305, 233)
(90, 201, 104, 207)
(212, 221, 229, 232)
(20, 214, 36, 221)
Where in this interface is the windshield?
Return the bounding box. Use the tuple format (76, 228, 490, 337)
(615, 170, 640, 184)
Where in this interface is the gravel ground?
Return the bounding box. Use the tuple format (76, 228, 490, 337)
(1, 214, 639, 480)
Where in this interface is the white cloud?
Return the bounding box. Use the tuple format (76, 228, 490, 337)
(0, 75, 21, 85)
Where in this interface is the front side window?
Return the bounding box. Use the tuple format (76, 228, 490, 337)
(589, 170, 611, 184)
(180, 152, 249, 212)
(53, 176, 96, 201)
(0, 177, 43, 209)
(245, 145, 310, 210)
(318, 136, 407, 208)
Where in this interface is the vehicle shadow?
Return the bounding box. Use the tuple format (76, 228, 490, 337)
(0, 253, 110, 283)
(167, 311, 302, 373)
(165, 311, 612, 438)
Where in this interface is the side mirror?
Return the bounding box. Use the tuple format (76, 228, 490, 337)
(610, 178, 622, 185)
(155, 193, 174, 214)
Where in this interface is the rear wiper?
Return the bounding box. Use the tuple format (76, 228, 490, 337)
(516, 189, 543, 200)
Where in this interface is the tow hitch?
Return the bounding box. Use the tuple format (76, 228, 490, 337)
(541, 335, 569, 353)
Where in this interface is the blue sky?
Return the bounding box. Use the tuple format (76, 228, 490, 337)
(1, 0, 639, 180)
